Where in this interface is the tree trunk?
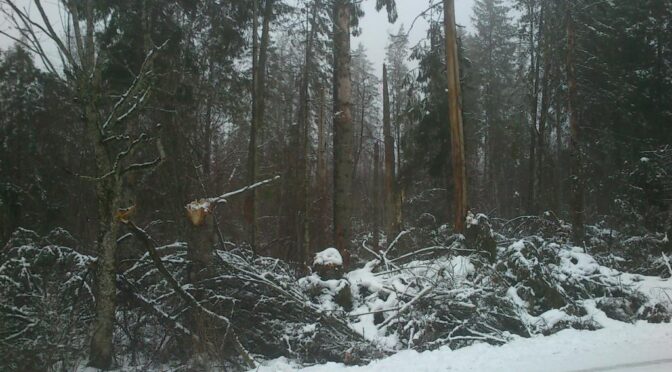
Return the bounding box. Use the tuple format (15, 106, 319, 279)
(382, 64, 398, 243)
(88, 179, 121, 369)
(185, 202, 215, 357)
(332, 0, 353, 268)
(316, 85, 329, 250)
(527, 0, 542, 216)
(373, 142, 380, 252)
(537, 21, 551, 213)
(443, 0, 468, 234)
(245, 0, 273, 252)
(88, 105, 123, 369)
(537, 82, 550, 212)
(553, 94, 563, 212)
(566, 0, 584, 242)
(85, 0, 121, 364)
(297, 8, 316, 266)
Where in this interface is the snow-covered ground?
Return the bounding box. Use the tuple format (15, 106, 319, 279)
(253, 320, 672, 372)
(253, 275, 672, 372)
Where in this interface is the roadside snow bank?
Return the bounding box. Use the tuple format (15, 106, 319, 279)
(252, 321, 672, 372)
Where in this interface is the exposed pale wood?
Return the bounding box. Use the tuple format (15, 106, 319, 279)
(443, 0, 468, 233)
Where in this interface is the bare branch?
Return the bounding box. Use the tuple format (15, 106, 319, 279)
(1, 2, 59, 74)
(101, 41, 168, 132)
(122, 221, 256, 368)
(32, 0, 78, 68)
(208, 175, 281, 205)
(121, 157, 163, 175)
(377, 285, 434, 329)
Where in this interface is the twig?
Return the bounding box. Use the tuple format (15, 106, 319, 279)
(381, 230, 410, 271)
(377, 285, 434, 329)
(384, 230, 410, 257)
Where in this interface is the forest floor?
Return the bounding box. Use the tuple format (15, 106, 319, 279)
(253, 275, 672, 372)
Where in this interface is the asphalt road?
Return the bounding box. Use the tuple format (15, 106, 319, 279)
(569, 358, 672, 372)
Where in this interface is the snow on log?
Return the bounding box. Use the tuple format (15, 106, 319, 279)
(314, 247, 343, 266)
(313, 247, 344, 280)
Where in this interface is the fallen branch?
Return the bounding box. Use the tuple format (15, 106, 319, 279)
(381, 230, 411, 271)
(208, 175, 280, 205)
(122, 220, 256, 368)
(117, 275, 194, 339)
(663, 252, 672, 277)
(377, 285, 434, 329)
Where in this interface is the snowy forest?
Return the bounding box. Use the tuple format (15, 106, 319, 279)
(1, 0, 671, 371)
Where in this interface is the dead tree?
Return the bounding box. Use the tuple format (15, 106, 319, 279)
(443, 0, 469, 233)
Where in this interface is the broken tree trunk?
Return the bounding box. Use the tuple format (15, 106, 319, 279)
(122, 220, 256, 368)
(443, 0, 468, 234)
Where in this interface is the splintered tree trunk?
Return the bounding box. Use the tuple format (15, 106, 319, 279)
(185, 203, 215, 356)
(443, 0, 468, 234)
(333, 0, 353, 268)
(373, 142, 380, 252)
(382, 64, 397, 243)
(566, 0, 584, 242)
(245, 0, 273, 252)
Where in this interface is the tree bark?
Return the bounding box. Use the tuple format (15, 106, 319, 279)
(245, 0, 273, 252)
(526, 0, 542, 216)
(537, 58, 551, 212)
(88, 175, 121, 369)
(443, 0, 468, 233)
(185, 203, 215, 356)
(83, 0, 119, 365)
(373, 142, 380, 252)
(382, 64, 398, 243)
(316, 85, 330, 249)
(332, 0, 353, 268)
(566, 0, 584, 242)
(297, 7, 316, 265)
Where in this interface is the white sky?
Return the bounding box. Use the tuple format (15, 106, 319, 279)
(0, 0, 475, 77)
(356, 0, 475, 76)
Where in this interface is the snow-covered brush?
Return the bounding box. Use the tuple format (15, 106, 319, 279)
(311, 219, 672, 356)
(0, 228, 95, 371)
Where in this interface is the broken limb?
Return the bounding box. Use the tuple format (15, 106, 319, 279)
(121, 220, 256, 368)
